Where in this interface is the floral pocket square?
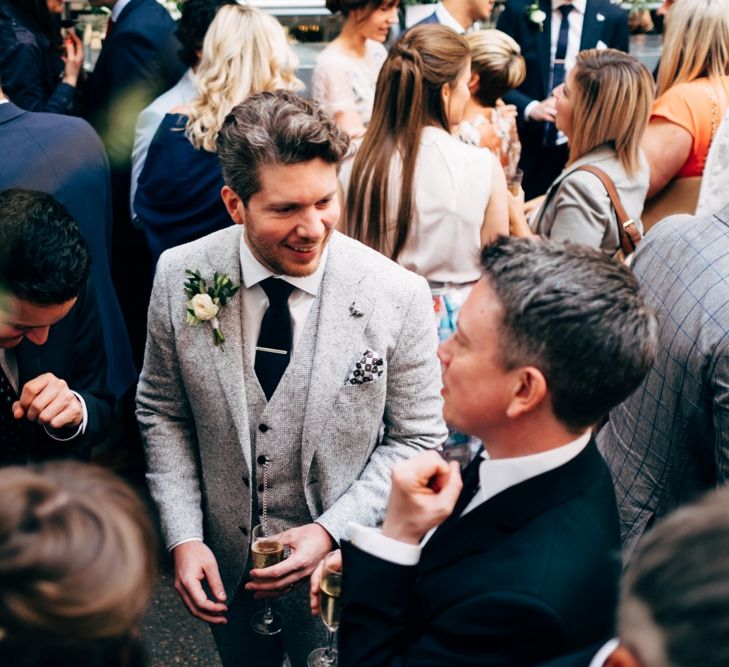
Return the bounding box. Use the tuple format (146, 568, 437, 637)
(346, 349, 385, 385)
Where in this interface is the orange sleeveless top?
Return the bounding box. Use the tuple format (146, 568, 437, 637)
(651, 77, 729, 178)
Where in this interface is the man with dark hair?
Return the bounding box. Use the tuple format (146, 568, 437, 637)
(333, 237, 658, 666)
(130, 0, 237, 218)
(137, 90, 446, 667)
(0, 81, 136, 400)
(0, 189, 113, 466)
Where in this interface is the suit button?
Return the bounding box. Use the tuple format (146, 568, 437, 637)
(258, 483, 264, 492)
(259, 424, 269, 433)
(242, 476, 250, 488)
(257, 455, 268, 465)
(239, 525, 249, 536)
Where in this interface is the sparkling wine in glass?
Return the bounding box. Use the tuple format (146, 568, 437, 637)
(308, 551, 343, 666)
(250, 522, 285, 635)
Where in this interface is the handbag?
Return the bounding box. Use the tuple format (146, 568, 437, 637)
(574, 165, 642, 264)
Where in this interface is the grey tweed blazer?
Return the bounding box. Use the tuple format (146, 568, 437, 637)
(136, 226, 446, 594)
(597, 204, 729, 561)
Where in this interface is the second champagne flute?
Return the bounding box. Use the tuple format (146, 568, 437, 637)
(308, 551, 343, 666)
(250, 521, 285, 635)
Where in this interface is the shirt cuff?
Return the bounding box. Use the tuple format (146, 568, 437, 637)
(43, 390, 88, 441)
(169, 537, 204, 552)
(347, 523, 421, 566)
(524, 100, 539, 122)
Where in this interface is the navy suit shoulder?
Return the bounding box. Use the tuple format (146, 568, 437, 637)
(0, 104, 137, 397)
(15, 280, 114, 462)
(413, 10, 439, 27)
(340, 441, 621, 666)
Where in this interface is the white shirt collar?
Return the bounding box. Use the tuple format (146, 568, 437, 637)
(588, 639, 619, 667)
(465, 430, 592, 512)
(111, 0, 133, 23)
(552, 0, 586, 14)
(434, 3, 468, 33)
(238, 231, 328, 297)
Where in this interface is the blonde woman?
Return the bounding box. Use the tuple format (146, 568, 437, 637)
(458, 30, 525, 179)
(134, 4, 302, 265)
(510, 49, 654, 253)
(643, 0, 729, 201)
(311, 0, 399, 137)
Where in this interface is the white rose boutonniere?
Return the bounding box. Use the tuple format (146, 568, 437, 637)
(184, 269, 240, 348)
(526, 2, 547, 30)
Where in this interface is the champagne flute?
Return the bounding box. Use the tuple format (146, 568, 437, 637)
(250, 522, 285, 635)
(308, 551, 343, 666)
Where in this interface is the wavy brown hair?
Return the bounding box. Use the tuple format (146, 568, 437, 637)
(345, 25, 469, 261)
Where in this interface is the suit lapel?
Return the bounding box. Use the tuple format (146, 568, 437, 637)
(203, 227, 252, 472)
(419, 441, 603, 576)
(300, 234, 374, 481)
(537, 0, 553, 96)
(580, 0, 603, 50)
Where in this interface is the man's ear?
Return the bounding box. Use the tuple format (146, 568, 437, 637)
(604, 645, 643, 667)
(467, 72, 480, 95)
(505, 366, 547, 419)
(221, 185, 245, 226)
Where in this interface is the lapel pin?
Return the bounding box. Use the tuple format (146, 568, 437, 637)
(596, 12, 605, 20)
(349, 302, 364, 318)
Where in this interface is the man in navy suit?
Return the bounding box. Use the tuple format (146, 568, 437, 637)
(0, 189, 113, 466)
(86, 0, 186, 364)
(414, 0, 494, 33)
(0, 89, 136, 400)
(497, 0, 629, 198)
(331, 238, 658, 666)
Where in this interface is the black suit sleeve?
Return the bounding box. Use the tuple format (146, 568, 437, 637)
(497, 2, 537, 116)
(68, 281, 114, 449)
(611, 12, 629, 52)
(339, 542, 569, 667)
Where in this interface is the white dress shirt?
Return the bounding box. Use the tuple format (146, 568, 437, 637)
(349, 430, 592, 565)
(434, 3, 468, 33)
(239, 235, 328, 362)
(524, 0, 586, 127)
(588, 639, 619, 667)
(0, 349, 88, 441)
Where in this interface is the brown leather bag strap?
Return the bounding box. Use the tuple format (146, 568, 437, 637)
(574, 164, 641, 255)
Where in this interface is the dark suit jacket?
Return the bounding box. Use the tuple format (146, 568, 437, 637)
(12, 281, 114, 464)
(0, 102, 136, 398)
(0, 0, 76, 114)
(86, 0, 185, 170)
(339, 441, 622, 666)
(413, 10, 440, 27)
(497, 0, 629, 119)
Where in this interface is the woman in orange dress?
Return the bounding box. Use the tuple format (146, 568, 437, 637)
(643, 0, 729, 198)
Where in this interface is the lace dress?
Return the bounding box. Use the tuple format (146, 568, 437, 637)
(311, 40, 387, 128)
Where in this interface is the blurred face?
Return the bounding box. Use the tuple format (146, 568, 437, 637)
(353, 0, 399, 43)
(466, 0, 495, 22)
(0, 297, 76, 348)
(46, 0, 64, 13)
(437, 279, 514, 439)
(443, 62, 472, 126)
(226, 159, 340, 277)
(554, 68, 575, 136)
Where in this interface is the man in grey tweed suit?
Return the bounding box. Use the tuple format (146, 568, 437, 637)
(136, 91, 446, 666)
(598, 203, 729, 562)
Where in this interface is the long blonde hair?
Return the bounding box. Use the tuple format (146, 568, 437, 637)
(568, 49, 654, 175)
(346, 25, 469, 260)
(656, 0, 729, 96)
(186, 5, 302, 151)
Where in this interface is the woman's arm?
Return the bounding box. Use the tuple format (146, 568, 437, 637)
(481, 161, 510, 245)
(642, 119, 693, 197)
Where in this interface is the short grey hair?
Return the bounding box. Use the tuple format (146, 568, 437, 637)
(216, 90, 351, 204)
(480, 237, 658, 431)
(619, 486, 729, 667)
